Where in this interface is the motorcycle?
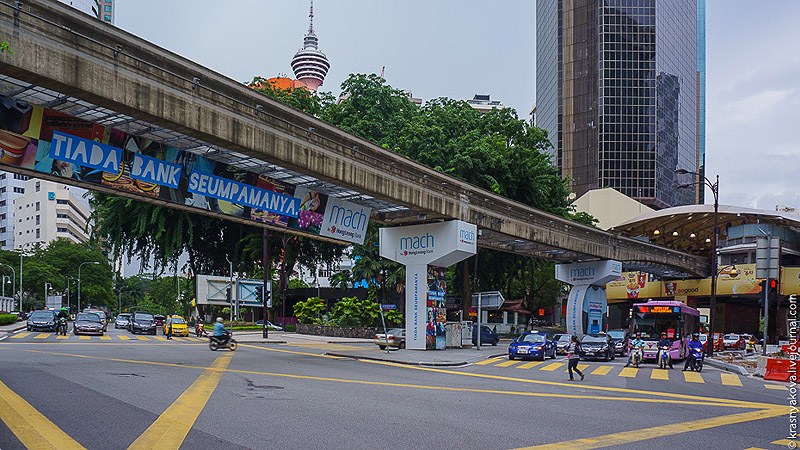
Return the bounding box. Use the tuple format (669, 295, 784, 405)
(195, 322, 207, 337)
(631, 344, 643, 368)
(57, 317, 69, 336)
(209, 332, 237, 351)
(690, 348, 704, 372)
(658, 345, 672, 369)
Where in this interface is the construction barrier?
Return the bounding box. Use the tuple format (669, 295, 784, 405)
(764, 358, 797, 382)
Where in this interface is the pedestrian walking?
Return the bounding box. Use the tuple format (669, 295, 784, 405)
(166, 316, 172, 340)
(566, 335, 585, 381)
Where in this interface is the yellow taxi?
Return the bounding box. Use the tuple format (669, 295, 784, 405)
(163, 315, 189, 336)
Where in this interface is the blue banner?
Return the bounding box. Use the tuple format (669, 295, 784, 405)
(187, 171, 299, 217)
(130, 153, 182, 189)
(49, 131, 121, 173)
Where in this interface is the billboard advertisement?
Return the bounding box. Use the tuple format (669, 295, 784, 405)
(0, 95, 370, 244)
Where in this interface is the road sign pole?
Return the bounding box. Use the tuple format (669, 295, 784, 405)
(477, 292, 482, 350)
(379, 307, 389, 353)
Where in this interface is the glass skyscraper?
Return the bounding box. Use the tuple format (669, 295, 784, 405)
(535, 0, 700, 209)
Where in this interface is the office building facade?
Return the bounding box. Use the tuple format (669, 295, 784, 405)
(0, 172, 29, 250)
(13, 179, 91, 251)
(536, 0, 699, 209)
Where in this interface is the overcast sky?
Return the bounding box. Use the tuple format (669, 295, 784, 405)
(115, 0, 800, 212)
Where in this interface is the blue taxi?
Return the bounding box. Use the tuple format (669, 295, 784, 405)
(508, 331, 557, 361)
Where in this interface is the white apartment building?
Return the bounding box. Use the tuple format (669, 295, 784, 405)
(0, 171, 31, 250)
(13, 179, 91, 250)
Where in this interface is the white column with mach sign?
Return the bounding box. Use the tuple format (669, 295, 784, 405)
(380, 221, 477, 350)
(555, 260, 622, 338)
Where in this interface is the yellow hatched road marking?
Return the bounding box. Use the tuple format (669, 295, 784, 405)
(765, 384, 787, 390)
(495, 359, 522, 367)
(683, 371, 704, 383)
(183, 337, 201, 342)
(0, 379, 87, 449)
(773, 439, 797, 445)
(137, 336, 151, 341)
(475, 358, 503, 365)
(34, 333, 51, 339)
(720, 373, 742, 386)
(170, 337, 185, 342)
(117, 335, 133, 340)
(56, 335, 69, 340)
(619, 367, 638, 377)
(127, 354, 232, 450)
(650, 369, 669, 380)
(99, 335, 111, 341)
(591, 366, 612, 375)
(78, 336, 90, 340)
(11, 332, 31, 339)
(518, 361, 543, 369)
(743, 447, 768, 450)
(565, 364, 589, 373)
(153, 336, 168, 341)
(539, 363, 564, 372)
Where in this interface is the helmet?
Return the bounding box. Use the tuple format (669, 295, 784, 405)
(636, 332, 642, 337)
(692, 333, 699, 339)
(216, 317, 223, 323)
(660, 332, 666, 337)
(61, 307, 67, 312)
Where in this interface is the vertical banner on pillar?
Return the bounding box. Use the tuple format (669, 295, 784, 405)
(427, 266, 447, 350)
(406, 264, 428, 350)
(565, 286, 586, 337)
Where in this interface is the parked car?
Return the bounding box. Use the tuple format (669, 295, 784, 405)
(472, 325, 499, 346)
(115, 313, 131, 329)
(700, 333, 724, 352)
(129, 311, 156, 335)
(73, 312, 104, 335)
(579, 333, 616, 361)
(10, 311, 27, 321)
(553, 333, 571, 355)
(255, 320, 283, 330)
(153, 314, 166, 328)
(83, 309, 108, 332)
(374, 328, 405, 349)
(26, 309, 57, 332)
(508, 331, 557, 361)
(607, 329, 629, 355)
(163, 315, 189, 336)
(723, 333, 746, 350)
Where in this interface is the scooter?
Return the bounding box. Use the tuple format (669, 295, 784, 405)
(658, 345, 672, 369)
(631, 344, 643, 368)
(195, 322, 207, 337)
(209, 332, 237, 351)
(690, 348, 704, 372)
(57, 317, 69, 336)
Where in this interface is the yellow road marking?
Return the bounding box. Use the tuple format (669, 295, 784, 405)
(170, 337, 185, 342)
(539, 363, 564, 371)
(496, 359, 522, 367)
(475, 358, 503, 365)
(34, 333, 51, 339)
(683, 371, 704, 383)
(152, 336, 168, 342)
(619, 367, 638, 377)
(137, 336, 151, 341)
(591, 366, 612, 375)
(650, 369, 669, 380)
(117, 335, 132, 340)
(773, 439, 797, 445)
(512, 407, 789, 450)
(99, 335, 111, 341)
(183, 337, 201, 342)
(518, 361, 543, 369)
(720, 373, 742, 387)
(765, 384, 787, 390)
(0, 379, 87, 449)
(78, 336, 90, 340)
(565, 364, 589, 373)
(11, 332, 31, 338)
(56, 335, 69, 340)
(744, 447, 768, 450)
(127, 354, 232, 450)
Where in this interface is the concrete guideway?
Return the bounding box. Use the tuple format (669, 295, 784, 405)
(0, 0, 707, 277)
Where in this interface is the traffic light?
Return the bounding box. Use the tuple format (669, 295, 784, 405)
(264, 288, 271, 308)
(255, 286, 263, 303)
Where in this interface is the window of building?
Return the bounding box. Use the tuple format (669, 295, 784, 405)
(104, 15, 111, 21)
(57, 227, 68, 233)
(35, 181, 40, 192)
(36, 202, 40, 211)
(105, 5, 112, 11)
(0, 241, 5, 247)
(0, 200, 5, 207)
(0, 214, 4, 221)
(13, 174, 27, 180)
(57, 200, 68, 205)
(0, 174, 5, 180)
(35, 215, 39, 225)
(0, 188, 5, 194)
(0, 228, 5, 234)
(35, 229, 40, 239)
(14, 187, 24, 194)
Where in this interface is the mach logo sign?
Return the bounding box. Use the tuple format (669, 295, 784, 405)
(399, 232, 435, 256)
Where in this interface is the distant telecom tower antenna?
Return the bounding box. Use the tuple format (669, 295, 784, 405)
(291, 0, 330, 91)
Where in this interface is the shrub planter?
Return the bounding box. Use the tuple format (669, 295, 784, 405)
(297, 324, 382, 339)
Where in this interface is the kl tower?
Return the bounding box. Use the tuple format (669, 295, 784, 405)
(291, 1, 330, 92)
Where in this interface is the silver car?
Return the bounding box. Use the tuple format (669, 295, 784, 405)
(115, 313, 131, 329)
(73, 312, 104, 335)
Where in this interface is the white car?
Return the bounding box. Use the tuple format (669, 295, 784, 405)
(255, 320, 283, 330)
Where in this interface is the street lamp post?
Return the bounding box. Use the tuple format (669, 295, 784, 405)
(44, 282, 52, 307)
(77, 261, 100, 313)
(676, 169, 719, 356)
(0, 263, 16, 312)
(66, 276, 76, 312)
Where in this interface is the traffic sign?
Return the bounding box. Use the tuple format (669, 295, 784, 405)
(380, 304, 397, 310)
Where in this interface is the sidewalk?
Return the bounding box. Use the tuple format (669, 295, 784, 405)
(232, 330, 375, 345)
(0, 321, 26, 339)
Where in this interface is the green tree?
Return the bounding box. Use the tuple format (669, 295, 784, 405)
(0, 42, 13, 54)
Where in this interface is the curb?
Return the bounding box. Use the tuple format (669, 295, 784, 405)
(705, 358, 750, 375)
(233, 340, 288, 344)
(325, 351, 506, 367)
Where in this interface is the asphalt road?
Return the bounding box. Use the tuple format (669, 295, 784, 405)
(0, 327, 794, 450)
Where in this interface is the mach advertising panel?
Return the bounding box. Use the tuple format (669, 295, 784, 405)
(0, 96, 370, 244)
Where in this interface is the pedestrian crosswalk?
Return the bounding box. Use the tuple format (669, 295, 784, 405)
(6, 332, 205, 343)
(472, 357, 786, 389)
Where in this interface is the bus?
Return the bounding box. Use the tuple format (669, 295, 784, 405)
(630, 300, 699, 361)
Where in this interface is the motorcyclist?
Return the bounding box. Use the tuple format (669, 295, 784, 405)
(55, 308, 69, 334)
(212, 317, 229, 345)
(657, 332, 674, 369)
(625, 332, 645, 367)
(683, 332, 704, 371)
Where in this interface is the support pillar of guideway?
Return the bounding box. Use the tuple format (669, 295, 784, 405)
(555, 260, 622, 338)
(380, 221, 477, 350)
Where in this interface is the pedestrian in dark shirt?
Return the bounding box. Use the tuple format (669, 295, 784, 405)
(567, 335, 585, 381)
